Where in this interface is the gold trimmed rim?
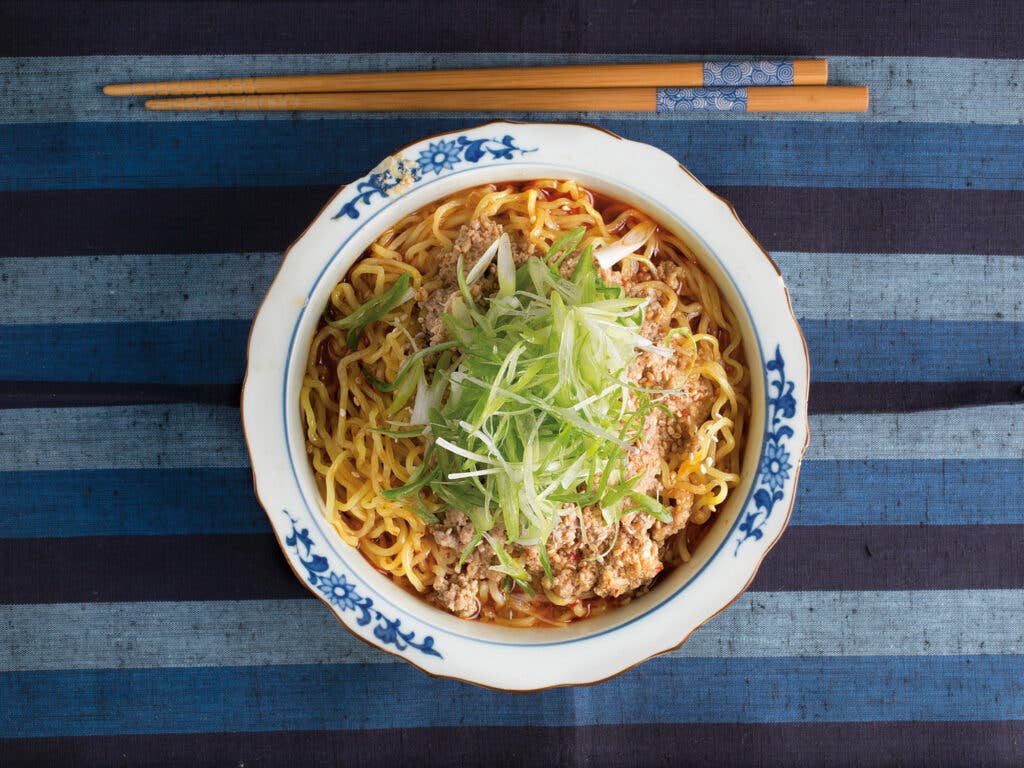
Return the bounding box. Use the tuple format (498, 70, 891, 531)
(240, 119, 811, 692)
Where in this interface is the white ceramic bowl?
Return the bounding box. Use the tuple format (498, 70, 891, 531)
(242, 121, 809, 691)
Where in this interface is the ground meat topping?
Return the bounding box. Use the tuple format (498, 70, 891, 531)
(417, 218, 509, 345)
(431, 509, 497, 618)
(424, 219, 721, 610)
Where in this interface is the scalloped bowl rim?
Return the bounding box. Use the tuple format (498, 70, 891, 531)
(241, 121, 809, 691)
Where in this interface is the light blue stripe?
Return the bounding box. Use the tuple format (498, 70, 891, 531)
(3, 55, 1023, 126)
(807, 406, 1024, 461)
(772, 252, 1024, 323)
(0, 405, 248, 471)
(3, 591, 1021, 672)
(1, 404, 1019, 473)
(0, 460, 1020, 538)
(0, 253, 281, 324)
(0, 656, 1021, 736)
(1, 120, 1022, 191)
(0, 319, 1018, 383)
(4, 252, 1022, 325)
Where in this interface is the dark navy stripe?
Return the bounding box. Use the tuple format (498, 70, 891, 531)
(1, 460, 1020, 538)
(753, 525, 1024, 592)
(4, 380, 1020, 412)
(0, 319, 1018, 385)
(0, 535, 307, 604)
(1, 656, 1022, 736)
(0, 186, 333, 258)
(3, 186, 1022, 259)
(1, 525, 1020, 603)
(724, 187, 1024, 258)
(0, 381, 240, 409)
(5, 722, 1023, 768)
(3, 1, 1022, 58)
(811, 381, 1024, 413)
(0, 535, 306, 604)
(2, 120, 1023, 191)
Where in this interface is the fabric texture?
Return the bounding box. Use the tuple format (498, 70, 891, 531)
(1, 2, 1022, 765)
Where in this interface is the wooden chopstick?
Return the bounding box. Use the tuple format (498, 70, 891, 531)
(143, 86, 868, 113)
(105, 60, 828, 96)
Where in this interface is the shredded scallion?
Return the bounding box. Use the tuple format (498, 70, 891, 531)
(350, 237, 680, 572)
(325, 272, 414, 350)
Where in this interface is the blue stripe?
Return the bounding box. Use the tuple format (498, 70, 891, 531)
(0, 319, 1018, 384)
(0, 469, 268, 537)
(804, 319, 1024, 382)
(1, 120, 1023, 191)
(1, 656, 1021, 736)
(1, 460, 1020, 538)
(795, 460, 1024, 525)
(0, 321, 247, 384)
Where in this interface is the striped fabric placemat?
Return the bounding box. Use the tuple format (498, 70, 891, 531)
(1, 2, 1022, 765)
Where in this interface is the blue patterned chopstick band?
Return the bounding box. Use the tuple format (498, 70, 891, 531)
(656, 88, 748, 113)
(703, 60, 795, 86)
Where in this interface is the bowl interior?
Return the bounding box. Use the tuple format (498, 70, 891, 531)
(282, 165, 767, 645)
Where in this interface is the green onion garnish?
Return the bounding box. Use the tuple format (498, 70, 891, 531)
(545, 226, 586, 268)
(367, 425, 428, 439)
(325, 272, 414, 350)
(373, 239, 679, 571)
(487, 534, 535, 596)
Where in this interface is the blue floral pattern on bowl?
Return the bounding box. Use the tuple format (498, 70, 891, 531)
(282, 512, 442, 658)
(735, 345, 797, 553)
(334, 134, 535, 220)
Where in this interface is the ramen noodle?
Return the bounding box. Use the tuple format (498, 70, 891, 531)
(301, 179, 749, 626)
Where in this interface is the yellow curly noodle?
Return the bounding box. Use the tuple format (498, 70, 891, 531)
(301, 179, 749, 626)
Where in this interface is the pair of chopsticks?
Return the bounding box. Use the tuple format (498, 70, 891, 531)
(105, 59, 869, 113)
